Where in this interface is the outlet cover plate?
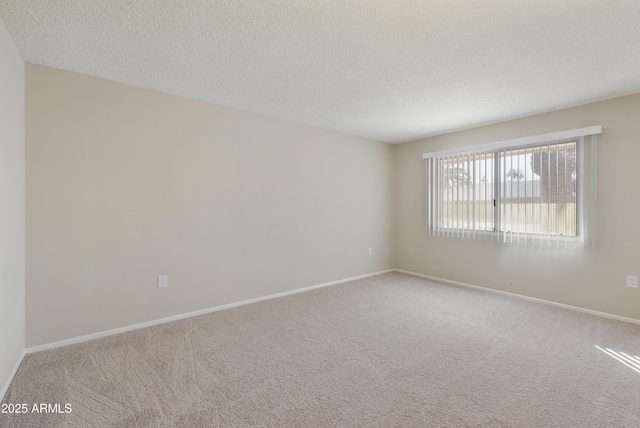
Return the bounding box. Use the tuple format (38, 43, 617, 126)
(626, 275, 638, 288)
(158, 275, 168, 288)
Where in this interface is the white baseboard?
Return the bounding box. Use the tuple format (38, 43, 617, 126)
(1, 349, 26, 403)
(395, 268, 640, 326)
(26, 269, 395, 354)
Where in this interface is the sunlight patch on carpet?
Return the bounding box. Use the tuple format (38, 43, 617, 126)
(595, 346, 640, 375)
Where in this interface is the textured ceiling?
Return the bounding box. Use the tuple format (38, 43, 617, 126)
(2, 1, 640, 143)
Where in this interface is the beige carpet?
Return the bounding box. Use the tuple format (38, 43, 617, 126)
(2, 272, 640, 427)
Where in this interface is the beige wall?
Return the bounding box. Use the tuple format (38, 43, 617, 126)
(396, 93, 640, 319)
(0, 19, 25, 393)
(26, 64, 395, 347)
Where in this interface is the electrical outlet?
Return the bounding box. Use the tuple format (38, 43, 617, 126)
(626, 275, 638, 288)
(368, 247, 373, 256)
(158, 275, 168, 288)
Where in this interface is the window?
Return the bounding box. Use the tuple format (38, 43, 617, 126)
(424, 127, 600, 247)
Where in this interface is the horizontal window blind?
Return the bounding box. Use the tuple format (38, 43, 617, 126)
(425, 127, 600, 247)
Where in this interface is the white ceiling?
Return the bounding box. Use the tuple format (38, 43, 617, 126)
(2, 1, 640, 143)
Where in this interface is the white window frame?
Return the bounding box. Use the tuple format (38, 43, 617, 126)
(423, 126, 601, 247)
